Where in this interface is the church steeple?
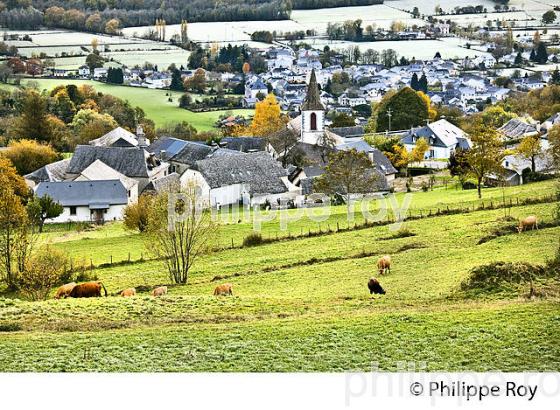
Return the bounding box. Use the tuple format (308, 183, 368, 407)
(302, 69, 324, 111)
(300, 69, 325, 144)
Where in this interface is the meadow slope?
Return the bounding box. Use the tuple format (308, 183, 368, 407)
(0, 183, 559, 371)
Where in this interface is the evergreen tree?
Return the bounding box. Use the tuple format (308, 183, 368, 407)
(530, 49, 537, 62)
(418, 73, 428, 93)
(514, 52, 523, 65)
(170, 69, 184, 91)
(536, 42, 549, 64)
(410, 73, 419, 91)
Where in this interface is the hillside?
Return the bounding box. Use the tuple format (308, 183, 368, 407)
(0, 181, 558, 371)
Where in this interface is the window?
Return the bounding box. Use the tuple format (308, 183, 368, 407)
(310, 112, 317, 131)
(70, 206, 77, 216)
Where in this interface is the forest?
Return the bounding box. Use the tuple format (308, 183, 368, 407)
(0, 0, 384, 31)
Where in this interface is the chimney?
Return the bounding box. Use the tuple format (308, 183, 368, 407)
(160, 149, 168, 161)
(137, 124, 147, 147)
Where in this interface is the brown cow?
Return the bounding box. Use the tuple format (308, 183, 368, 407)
(54, 282, 77, 299)
(367, 278, 386, 296)
(120, 288, 136, 297)
(377, 255, 391, 275)
(518, 215, 539, 233)
(214, 283, 233, 296)
(68, 281, 108, 298)
(152, 286, 168, 297)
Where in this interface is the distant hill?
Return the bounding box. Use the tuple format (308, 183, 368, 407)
(0, 0, 384, 32)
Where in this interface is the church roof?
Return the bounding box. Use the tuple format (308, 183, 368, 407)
(301, 69, 325, 111)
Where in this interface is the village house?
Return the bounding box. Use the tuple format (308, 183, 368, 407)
(401, 119, 471, 160)
(181, 152, 300, 207)
(35, 180, 128, 224)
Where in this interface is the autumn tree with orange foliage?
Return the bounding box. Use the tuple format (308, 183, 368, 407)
(234, 93, 287, 137)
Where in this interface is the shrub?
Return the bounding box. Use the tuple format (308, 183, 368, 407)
(0, 322, 22, 332)
(460, 261, 546, 293)
(243, 232, 263, 247)
(17, 247, 69, 301)
(123, 194, 153, 233)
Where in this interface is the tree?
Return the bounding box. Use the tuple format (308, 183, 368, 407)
(106, 67, 124, 84)
(2, 139, 60, 176)
(170, 69, 183, 91)
(466, 124, 504, 198)
(13, 90, 50, 142)
(410, 73, 419, 91)
(372, 87, 429, 132)
(448, 148, 470, 187)
(52, 88, 76, 123)
(543, 10, 557, 25)
(314, 149, 379, 202)
(268, 129, 299, 167)
(0, 157, 31, 290)
(547, 124, 560, 170)
(331, 112, 355, 128)
(146, 187, 217, 285)
(514, 52, 523, 65)
(26, 195, 63, 233)
(536, 42, 549, 64)
(105, 18, 120, 35)
(123, 194, 154, 233)
(418, 73, 428, 94)
(17, 247, 68, 301)
(517, 135, 542, 173)
(246, 93, 286, 137)
(479, 105, 517, 129)
(85, 52, 105, 70)
(184, 68, 206, 93)
(551, 67, 560, 85)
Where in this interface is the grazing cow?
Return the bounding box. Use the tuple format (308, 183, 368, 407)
(518, 216, 539, 233)
(367, 278, 386, 296)
(214, 283, 233, 296)
(54, 282, 77, 299)
(120, 288, 136, 297)
(69, 281, 107, 298)
(152, 286, 167, 297)
(377, 255, 392, 275)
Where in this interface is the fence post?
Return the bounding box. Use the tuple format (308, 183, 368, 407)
(110, 255, 112, 265)
(128, 252, 131, 263)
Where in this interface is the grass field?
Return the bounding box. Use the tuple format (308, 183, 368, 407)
(2, 79, 253, 130)
(0, 181, 558, 372)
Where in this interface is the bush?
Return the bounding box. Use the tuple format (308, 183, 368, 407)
(462, 181, 477, 190)
(123, 194, 153, 233)
(243, 232, 263, 247)
(460, 261, 546, 293)
(17, 247, 69, 301)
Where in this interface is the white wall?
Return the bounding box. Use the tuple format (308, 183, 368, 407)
(45, 204, 126, 224)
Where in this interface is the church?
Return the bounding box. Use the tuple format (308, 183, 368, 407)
(300, 69, 326, 144)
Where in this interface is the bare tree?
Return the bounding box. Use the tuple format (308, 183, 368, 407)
(147, 187, 217, 284)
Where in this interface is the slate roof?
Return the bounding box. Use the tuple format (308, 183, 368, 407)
(302, 69, 325, 111)
(171, 141, 215, 166)
(89, 127, 138, 147)
(221, 137, 267, 153)
(195, 152, 288, 195)
(402, 119, 468, 149)
(67, 145, 149, 178)
(25, 159, 70, 184)
(498, 118, 539, 140)
(77, 159, 138, 191)
(36, 180, 128, 207)
(147, 137, 190, 159)
(329, 126, 364, 139)
(144, 173, 181, 193)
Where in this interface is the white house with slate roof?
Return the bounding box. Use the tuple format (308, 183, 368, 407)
(401, 119, 471, 160)
(181, 152, 300, 207)
(35, 180, 128, 224)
